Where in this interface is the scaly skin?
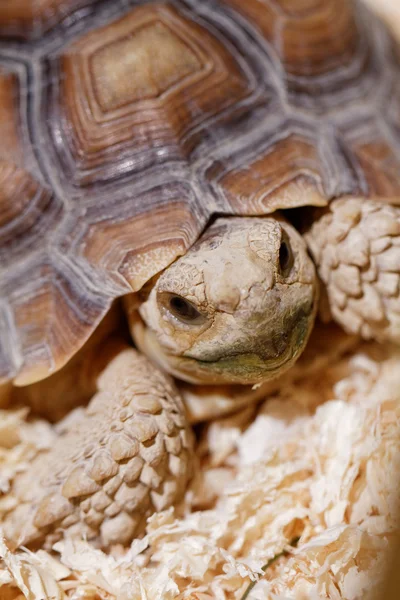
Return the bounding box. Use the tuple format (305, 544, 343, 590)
(3, 345, 193, 550)
(306, 199, 400, 343)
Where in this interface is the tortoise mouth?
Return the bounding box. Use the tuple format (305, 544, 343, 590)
(167, 303, 316, 385)
(130, 278, 319, 386)
(182, 345, 296, 383)
(130, 311, 310, 385)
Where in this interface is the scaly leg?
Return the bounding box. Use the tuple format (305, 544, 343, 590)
(305, 198, 400, 343)
(3, 344, 193, 549)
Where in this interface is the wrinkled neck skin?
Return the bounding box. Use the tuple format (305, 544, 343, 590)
(126, 215, 318, 386)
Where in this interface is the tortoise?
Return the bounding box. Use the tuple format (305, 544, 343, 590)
(1, 0, 400, 550)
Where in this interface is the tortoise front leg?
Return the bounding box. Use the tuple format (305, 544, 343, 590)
(3, 345, 193, 549)
(305, 198, 400, 343)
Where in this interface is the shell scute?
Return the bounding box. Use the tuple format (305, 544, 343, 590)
(221, 0, 360, 78)
(45, 3, 250, 190)
(0, 0, 101, 40)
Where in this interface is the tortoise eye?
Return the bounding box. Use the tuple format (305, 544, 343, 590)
(278, 235, 294, 276)
(163, 294, 206, 325)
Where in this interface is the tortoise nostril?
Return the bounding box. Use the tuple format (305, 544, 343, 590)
(278, 237, 294, 275)
(279, 242, 289, 269)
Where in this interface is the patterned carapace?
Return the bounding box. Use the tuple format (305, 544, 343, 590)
(1, 0, 400, 385)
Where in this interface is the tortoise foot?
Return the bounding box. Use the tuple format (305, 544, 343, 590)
(306, 198, 400, 344)
(2, 347, 194, 549)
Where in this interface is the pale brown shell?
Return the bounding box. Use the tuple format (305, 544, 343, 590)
(1, 0, 400, 385)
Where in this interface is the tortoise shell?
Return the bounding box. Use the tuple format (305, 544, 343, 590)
(1, 0, 400, 386)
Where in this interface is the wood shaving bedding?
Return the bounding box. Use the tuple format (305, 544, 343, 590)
(1, 339, 400, 599)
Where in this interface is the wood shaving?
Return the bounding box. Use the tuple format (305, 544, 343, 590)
(1, 339, 400, 599)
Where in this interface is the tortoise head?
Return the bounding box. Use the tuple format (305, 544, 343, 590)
(128, 216, 318, 385)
